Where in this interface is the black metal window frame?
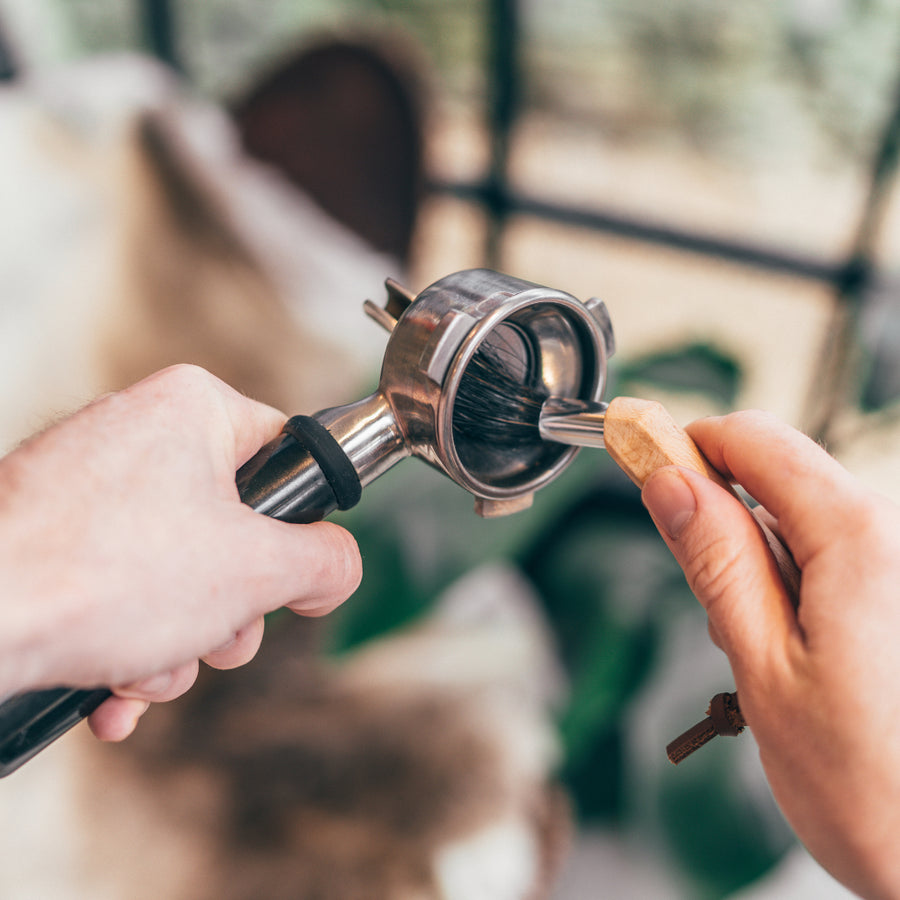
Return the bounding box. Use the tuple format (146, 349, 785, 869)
(133, 0, 900, 289)
(3, 0, 894, 435)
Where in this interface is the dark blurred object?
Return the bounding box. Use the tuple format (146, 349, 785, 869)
(804, 65, 900, 438)
(0, 11, 18, 81)
(861, 285, 900, 411)
(233, 38, 424, 265)
(616, 342, 742, 409)
(139, 0, 182, 74)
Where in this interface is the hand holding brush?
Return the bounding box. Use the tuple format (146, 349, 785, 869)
(543, 393, 900, 896)
(540, 394, 801, 596)
(540, 395, 801, 760)
(634, 411, 900, 900)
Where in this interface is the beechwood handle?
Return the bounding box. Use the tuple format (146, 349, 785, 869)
(602, 396, 801, 600)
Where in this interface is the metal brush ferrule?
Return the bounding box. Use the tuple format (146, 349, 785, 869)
(539, 397, 609, 448)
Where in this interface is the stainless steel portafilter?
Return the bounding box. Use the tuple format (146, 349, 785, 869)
(0, 268, 615, 776)
(240, 267, 615, 518)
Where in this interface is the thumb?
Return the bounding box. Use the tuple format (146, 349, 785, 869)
(641, 466, 797, 675)
(228, 513, 363, 619)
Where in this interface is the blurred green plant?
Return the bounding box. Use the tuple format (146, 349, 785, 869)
(617, 342, 743, 407)
(660, 744, 794, 899)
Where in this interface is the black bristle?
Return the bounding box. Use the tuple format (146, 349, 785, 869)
(452, 342, 549, 449)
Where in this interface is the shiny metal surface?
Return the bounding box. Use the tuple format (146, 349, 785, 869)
(538, 397, 609, 448)
(239, 439, 334, 520)
(245, 268, 616, 519)
(317, 393, 409, 486)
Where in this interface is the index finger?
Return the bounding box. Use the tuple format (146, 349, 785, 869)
(121, 364, 288, 470)
(686, 411, 868, 568)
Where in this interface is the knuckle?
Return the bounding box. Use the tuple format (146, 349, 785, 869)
(305, 523, 362, 599)
(725, 408, 776, 429)
(683, 530, 746, 615)
(123, 364, 214, 413)
(158, 362, 212, 385)
(205, 619, 265, 669)
(146, 364, 221, 405)
(329, 525, 363, 593)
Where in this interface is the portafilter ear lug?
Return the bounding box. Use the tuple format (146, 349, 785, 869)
(474, 494, 534, 518)
(363, 299, 398, 333)
(584, 296, 616, 358)
(385, 277, 416, 317)
(363, 277, 418, 333)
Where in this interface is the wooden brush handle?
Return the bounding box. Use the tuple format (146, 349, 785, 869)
(604, 396, 800, 599)
(603, 397, 732, 492)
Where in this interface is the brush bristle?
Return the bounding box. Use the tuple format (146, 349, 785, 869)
(452, 343, 549, 449)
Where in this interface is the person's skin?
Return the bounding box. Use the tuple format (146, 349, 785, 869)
(0, 364, 362, 742)
(641, 410, 900, 900)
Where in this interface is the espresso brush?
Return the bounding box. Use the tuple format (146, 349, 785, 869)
(453, 346, 733, 491)
(538, 394, 800, 598)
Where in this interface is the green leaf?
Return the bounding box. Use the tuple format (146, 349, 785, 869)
(616, 342, 743, 408)
(659, 744, 794, 898)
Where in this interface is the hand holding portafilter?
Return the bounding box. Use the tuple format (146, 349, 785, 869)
(0, 269, 615, 776)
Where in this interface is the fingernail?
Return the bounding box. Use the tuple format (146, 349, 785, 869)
(642, 468, 697, 540)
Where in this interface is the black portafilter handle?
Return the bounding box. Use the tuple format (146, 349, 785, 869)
(0, 415, 360, 778)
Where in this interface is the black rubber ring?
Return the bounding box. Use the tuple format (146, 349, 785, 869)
(282, 415, 362, 511)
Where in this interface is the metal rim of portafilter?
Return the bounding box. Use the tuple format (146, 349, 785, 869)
(0, 268, 615, 778)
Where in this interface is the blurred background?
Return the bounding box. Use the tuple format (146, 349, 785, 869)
(2, 0, 900, 897)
